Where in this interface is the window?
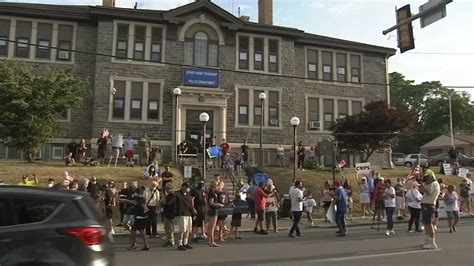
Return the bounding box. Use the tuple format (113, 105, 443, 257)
(307, 49, 318, 80)
(184, 31, 218, 67)
(351, 55, 361, 83)
(308, 97, 320, 131)
(352, 101, 362, 115)
(148, 83, 160, 120)
(268, 39, 278, 72)
(238, 35, 249, 70)
(268, 91, 279, 126)
(194, 31, 208, 66)
(0, 19, 10, 57)
(0, 198, 13, 227)
(322, 51, 333, 81)
(57, 24, 73, 61)
(254, 37, 264, 71)
(336, 53, 347, 82)
(254, 91, 264, 125)
(238, 89, 249, 125)
(35, 23, 53, 59)
(12, 198, 59, 224)
(59, 109, 70, 121)
(134, 25, 145, 60)
(116, 24, 129, 60)
(323, 99, 334, 130)
(338, 100, 348, 119)
(15, 21, 32, 58)
(130, 82, 143, 119)
(150, 27, 162, 62)
(113, 80, 126, 119)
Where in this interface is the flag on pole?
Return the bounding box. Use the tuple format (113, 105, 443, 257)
(63, 171, 74, 181)
(406, 165, 420, 181)
(338, 160, 347, 169)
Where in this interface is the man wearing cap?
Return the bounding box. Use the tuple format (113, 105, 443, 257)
(144, 180, 160, 238)
(175, 182, 197, 251)
(421, 172, 440, 249)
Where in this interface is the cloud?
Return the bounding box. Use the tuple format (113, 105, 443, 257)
(308, 0, 363, 15)
(1, 0, 193, 9)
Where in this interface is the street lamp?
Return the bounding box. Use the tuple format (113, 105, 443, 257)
(199, 112, 209, 180)
(439, 89, 457, 149)
(258, 92, 267, 168)
(290, 117, 300, 182)
(173, 87, 182, 163)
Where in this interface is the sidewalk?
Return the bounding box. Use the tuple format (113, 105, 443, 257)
(112, 213, 474, 236)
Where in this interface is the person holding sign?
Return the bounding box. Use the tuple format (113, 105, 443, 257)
(356, 174, 371, 218)
(383, 179, 396, 236)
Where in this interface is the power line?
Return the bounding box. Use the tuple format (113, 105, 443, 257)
(3, 38, 474, 90)
(404, 52, 474, 56)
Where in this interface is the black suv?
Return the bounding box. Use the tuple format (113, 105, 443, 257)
(0, 186, 115, 266)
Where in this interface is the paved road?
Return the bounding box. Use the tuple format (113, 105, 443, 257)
(113, 219, 474, 266)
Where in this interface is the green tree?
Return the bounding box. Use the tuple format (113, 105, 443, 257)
(0, 61, 87, 162)
(331, 101, 417, 162)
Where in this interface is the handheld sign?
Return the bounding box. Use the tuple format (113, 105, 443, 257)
(458, 168, 469, 178)
(355, 163, 372, 175)
(443, 163, 452, 176)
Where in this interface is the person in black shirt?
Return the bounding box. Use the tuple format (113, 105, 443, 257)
(96, 132, 109, 166)
(191, 181, 206, 242)
(207, 180, 224, 247)
(241, 140, 249, 167)
(175, 182, 196, 251)
(161, 183, 176, 248)
(67, 139, 78, 160)
(119, 187, 149, 251)
(297, 141, 305, 170)
(87, 176, 101, 204)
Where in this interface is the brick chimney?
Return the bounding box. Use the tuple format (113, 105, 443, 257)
(258, 0, 273, 25)
(103, 0, 115, 7)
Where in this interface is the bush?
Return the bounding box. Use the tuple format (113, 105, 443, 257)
(304, 160, 322, 170)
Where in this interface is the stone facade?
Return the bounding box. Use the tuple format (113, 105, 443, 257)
(0, 1, 395, 166)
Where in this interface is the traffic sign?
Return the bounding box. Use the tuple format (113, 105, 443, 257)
(184, 166, 192, 179)
(419, 0, 449, 28)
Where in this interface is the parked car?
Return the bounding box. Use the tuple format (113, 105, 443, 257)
(404, 154, 430, 167)
(429, 153, 474, 167)
(0, 186, 115, 266)
(391, 152, 406, 166)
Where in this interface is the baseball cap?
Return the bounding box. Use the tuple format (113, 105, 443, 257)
(182, 182, 191, 188)
(379, 177, 385, 181)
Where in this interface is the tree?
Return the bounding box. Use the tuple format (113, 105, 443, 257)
(331, 101, 417, 162)
(0, 61, 87, 162)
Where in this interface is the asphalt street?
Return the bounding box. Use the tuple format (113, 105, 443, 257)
(113, 219, 474, 266)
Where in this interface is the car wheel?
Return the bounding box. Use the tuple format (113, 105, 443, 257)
(405, 162, 412, 167)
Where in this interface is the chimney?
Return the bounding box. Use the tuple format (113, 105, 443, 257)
(240, 16, 251, 22)
(258, 0, 273, 25)
(102, 0, 115, 7)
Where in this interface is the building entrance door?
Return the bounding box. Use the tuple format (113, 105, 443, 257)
(185, 110, 214, 152)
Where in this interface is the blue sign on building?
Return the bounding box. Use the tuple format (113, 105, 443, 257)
(183, 67, 219, 88)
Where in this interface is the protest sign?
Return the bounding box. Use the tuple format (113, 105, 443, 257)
(355, 162, 372, 175)
(443, 163, 452, 176)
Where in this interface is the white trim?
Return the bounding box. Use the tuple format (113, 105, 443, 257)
(0, 15, 76, 64)
(108, 76, 165, 124)
(235, 33, 282, 75)
(178, 14, 225, 45)
(58, 109, 71, 122)
(234, 84, 283, 129)
(51, 146, 65, 160)
(111, 20, 167, 66)
(304, 46, 363, 87)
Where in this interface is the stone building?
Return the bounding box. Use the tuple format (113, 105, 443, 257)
(0, 0, 395, 165)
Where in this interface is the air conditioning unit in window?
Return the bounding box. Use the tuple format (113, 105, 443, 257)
(58, 51, 70, 60)
(309, 121, 320, 130)
(269, 119, 278, 125)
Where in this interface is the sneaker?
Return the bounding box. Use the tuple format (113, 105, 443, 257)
(408, 229, 414, 233)
(452, 226, 456, 232)
(288, 234, 296, 238)
(416, 229, 424, 233)
(390, 230, 395, 235)
(336, 233, 346, 237)
(260, 229, 269, 235)
(385, 230, 390, 236)
(184, 244, 193, 249)
(177, 245, 187, 251)
(162, 242, 174, 248)
(296, 233, 303, 237)
(361, 215, 366, 219)
(423, 242, 438, 249)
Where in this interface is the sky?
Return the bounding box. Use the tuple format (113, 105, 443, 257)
(2, 0, 474, 94)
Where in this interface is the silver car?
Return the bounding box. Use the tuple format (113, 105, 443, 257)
(404, 154, 430, 167)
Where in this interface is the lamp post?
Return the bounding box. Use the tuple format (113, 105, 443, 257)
(173, 87, 181, 163)
(199, 112, 210, 180)
(258, 92, 267, 168)
(290, 117, 300, 182)
(439, 90, 457, 149)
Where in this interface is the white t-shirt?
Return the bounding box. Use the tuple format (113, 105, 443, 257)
(405, 188, 422, 209)
(290, 187, 304, 211)
(445, 192, 459, 211)
(304, 198, 317, 213)
(384, 186, 396, 208)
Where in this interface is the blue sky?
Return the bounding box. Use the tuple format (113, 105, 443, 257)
(3, 0, 474, 93)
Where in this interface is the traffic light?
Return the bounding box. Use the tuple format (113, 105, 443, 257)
(397, 4, 415, 53)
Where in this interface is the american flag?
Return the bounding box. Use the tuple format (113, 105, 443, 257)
(338, 160, 347, 169)
(406, 165, 421, 181)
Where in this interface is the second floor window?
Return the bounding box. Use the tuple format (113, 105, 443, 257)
(36, 23, 52, 59)
(351, 54, 361, 83)
(15, 21, 31, 58)
(254, 37, 264, 71)
(307, 49, 318, 80)
(238, 35, 249, 70)
(133, 25, 145, 60)
(322, 51, 333, 81)
(57, 24, 73, 61)
(116, 24, 129, 60)
(151, 27, 162, 62)
(268, 39, 278, 72)
(184, 31, 218, 67)
(0, 19, 10, 56)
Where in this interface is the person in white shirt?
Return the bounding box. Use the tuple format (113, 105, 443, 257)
(289, 181, 304, 238)
(304, 192, 317, 227)
(265, 184, 280, 233)
(124, 134, 135, 167)
(144, 180, 160, 238)
(383, 179, 396, 236)
(276, 144, 285, 167)
(444, 184, 460, 233)
(421, 174, 440, 249)
(405, 182, 423, 232)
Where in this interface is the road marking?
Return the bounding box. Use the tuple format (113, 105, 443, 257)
(309, 249, 441, 262)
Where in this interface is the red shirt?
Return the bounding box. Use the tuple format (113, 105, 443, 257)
(220, 143, 230, 155)
(254, 187, 268, 210)
(373, 182, 387, 202)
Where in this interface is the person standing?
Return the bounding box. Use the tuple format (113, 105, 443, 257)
(444, 184, 460, 233)
(265, 183, 279, 233)
(334, 180, 348, 236)
(246, 180, 258, 219)
(109, 133, 123, 167)
(67, 139, 78, 161)
(304, 191, 317, 227)
(297, 141, 305, 170)
(104, 181, 118, 234)
(421, 173, 441, 249)
(161, 165, 174, 189)
(144, 180, 160, 238)
(383, 179, 396, 236)
(356, 175, 371, 218)
(394, 178, 407, 220)
(122, 187, 149, 251)
(161, 183, 176, 248)
(220, 139, 230, 168)
(321, 181, 333, 223)
(241, 140, 249, 167)
(207, 180, 224, 247)
(96, 131, 108, 166)
(139, 133, 152, 166)
(191, 181, 206, 242)
(405, 182, 423, 233)
(87, 176, 101, 204)
(276, 144, 285, 167)
(78, 139, 88, 165)
(175, 182, 196, 251)
(253, 182, 270, 234)
(289, 181, 304, 238)
(124, 134, 134, 167)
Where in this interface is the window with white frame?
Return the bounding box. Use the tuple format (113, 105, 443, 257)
(307, 97, 320, 131)
(113, 21, 165, 63)
(350, 54, 361, 83)
(110, 79, 163, 123)
(184, 30, 218, 67)
(15, 21, 31, 58)
(236, 87, 281, 127)
(352, 101, 363, 115)
(36, 23, 52, 60)
(57, 24, 73, 61)
(306, 97, 364, 132)
(268, 39, 279, 72)
(237, 34, 280, 74)
(338, 100, 348, 119)
(0, 19, 9, 56)
(307, 49, 318, 80)
(336, 53, 347, 82)
(238, 35, 249, 70)
(323, 99, 334, 130)
(322, 51, 333, 81)
(254, 37, 264, 71)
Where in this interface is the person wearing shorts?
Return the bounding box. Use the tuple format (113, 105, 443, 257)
(421, 174, 440, 249)
(124, 134, 134, 167)
(191, 181, 206, 242)
(207, 181, 224, 247)
(444, 184, 460, 233)
(254, 182, 270, 234)
(175, 182, 196, 251)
